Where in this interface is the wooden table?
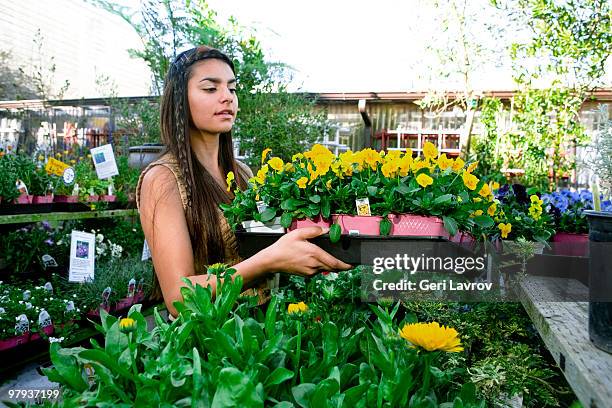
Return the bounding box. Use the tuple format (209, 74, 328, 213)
(517, 276, 612, 408)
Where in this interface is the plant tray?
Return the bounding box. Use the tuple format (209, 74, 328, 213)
(235, 231, 474, 266)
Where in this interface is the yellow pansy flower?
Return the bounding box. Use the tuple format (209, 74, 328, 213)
(292, 152, 304, 161)
(268, 157, 284, 172)
(296, 177, 308, 189)
(479, 183, 491, 198)
(452, 157, 465, 172)
(261, 148, 272, 164)
(488, 203, 497, 216)
(326, 179, 332, 189)
(437, 153, 453, 170)
(498, 223, 512, 239)
(423, 141, 438, 160)
(466, 161, 479, 173)
(226, 171, 235, 192)
(462, 171, 479, 190)
(284, 162, 295, 172)
(416, 173, 434, 188)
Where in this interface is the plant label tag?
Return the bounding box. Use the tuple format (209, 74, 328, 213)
(102, 287, 112, 307)
(128, 278, 136, 298)
(137, 278, 144, 294)
(45, 157, 70, 176)
(42, 254, 58, 269)
(66, 301, 75, 312)
(141, 240, 151, 261)
(25, 302, 32, 309)
(0, 307, 4, 315)
(38, 309, 52, 328)
(15, 314, 29, 334)
(62, 167, 75, 185)
(107, 182, 114, 196)
(90, 144, 119, 179)
(356, 198, 371, 216)
(68, 230, 95, 283)
(23, 290, 31, 301)
(44, 282, 53, 292)
(256, 201, 268, 214)
(15, 179, 29, 195)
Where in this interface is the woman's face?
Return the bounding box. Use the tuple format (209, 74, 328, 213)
(187, 58, 238, 135)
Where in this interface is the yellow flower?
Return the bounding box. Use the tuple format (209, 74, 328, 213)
(226, 171, 235, 192)
(529, 204, 542, 220)
(399, 322, 463, 352)
(491, 181, 500, 190)
(479, 183, 491, 198)
(470, 210, 484, 217)
(416, 173, 434, 188)
(292, 153, 304, 161)
(70, 159, 76, 165)
(411, 158, 428, 173)
(37, 155, 44, 161)
(398, 155, 413, 176)
(452, 157, 465, 172)
(423, 141, 438, 160)
(436, 153, 453, 171)
(488, 203, 497, 216)
(466, 161, 479, 173)
(261, 148, 272, 164)
(63, 150, 69, 156)
(55, 153, 62, 158)
(360, 148, 382, 170)
(268, 157, 284, 172)
(287, 301, 309, 314)
(326, 180, 332, 189)
(473, 197, 482, 203)
(498, 223, 512, 239)
(119, 317, 136, 333)
(296, 177, 308, 189)
(381, 161, 399, 178)
(284, 162, 295, 172)
(253, 165, 268, 185)
(462, 171, 479, 190)
(530, 195, 543, 206)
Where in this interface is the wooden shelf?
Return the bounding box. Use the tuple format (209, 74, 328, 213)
(0, 209, 138, 225)
(518, 276, 612, 408)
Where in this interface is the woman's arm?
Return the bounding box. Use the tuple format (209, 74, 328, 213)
(140, 165, 351, 317)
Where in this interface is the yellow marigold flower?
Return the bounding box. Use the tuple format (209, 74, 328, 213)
(268, 157, 284, 172)
(226, 171, 235, 192)
(296, 177, 308, 189)
(119, 317, 136, 333)
(437, 153, 453, 170)
(488, 203, 497, 216)
(452, 157, 465, 172)
(462, 171, 479, 190)
(399, 322, 463, 352)
(261, 148, 272, 165)
(287, 301, 309, 314)
(423, 141, 438, 160)
(466, 161, 479, 173)
(479, 183, 491, 198)
(416, 173, 434, 188)
(498, 223, 512, 239)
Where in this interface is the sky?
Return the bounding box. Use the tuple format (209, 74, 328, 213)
(202, 0, 518, 93)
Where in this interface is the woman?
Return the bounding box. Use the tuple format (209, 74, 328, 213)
(137, 46, 351, 317)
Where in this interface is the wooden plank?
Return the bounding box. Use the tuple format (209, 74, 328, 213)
(518, 276, 612, 408)
(0, 209, 138, 225)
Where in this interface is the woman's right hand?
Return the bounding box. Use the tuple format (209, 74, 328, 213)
(256, 226, 353, 277)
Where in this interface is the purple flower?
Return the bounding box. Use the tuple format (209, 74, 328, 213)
(512, 184, 528, 205)
(41, 221, 51, 231)
(44, 239, 54, 246)
(496, 184, 510, 201)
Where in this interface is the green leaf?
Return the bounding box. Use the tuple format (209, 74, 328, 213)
(395, 183, 411, 195)
(265, 296, 278, 337)
(281, 212, 293, 228)
(48, 343, 88, 392)
(367, 185, 378, 196)
(265, 367, 294, 387)
(472, 215, 494, 228)
(379, 217, 392, 236)
(212, 367, 264, 408)
(321, 197, 331, 218)
(292, 383, 316, 408)
(329, 223, 341, 243)
(443, 216, 458, 236)
(260, 208, 277, 222)
(433, 194, 453, 205)
(309, 194, 321, 203)
(281, 198, 305, 211)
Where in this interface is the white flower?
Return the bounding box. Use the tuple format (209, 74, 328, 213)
(48, 336, 64, 343)
(96, 234, 104, 243)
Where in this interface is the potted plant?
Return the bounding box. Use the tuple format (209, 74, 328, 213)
(30, 162, 54, 204)
(9, 153, 36, 204)
(494, 184, 555, 254)
(583, 110, 612, 353)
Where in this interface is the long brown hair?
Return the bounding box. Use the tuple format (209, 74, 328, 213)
(160, 45, 248, 274)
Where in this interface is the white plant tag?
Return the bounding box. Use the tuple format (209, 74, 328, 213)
(102, 287, 112, 307)
(42, 254, 58, 268)
(356, 197, 371, 216)
(44, 282, 53, 292)
(137, 279, 144, 293)
(38, 309, 52, 328)
(256, 201, 268, 214)
(15, 314, 29, 334)
(128, 278, 136, 298)
(90, 144, 119, 179)
(66, 301, 75, 312)
(141, 240, 151, 261)
(23, 290, 31, 301)
(71, 183, 80, 196)
(25, 302, 32, 309)
(0, 307, 5, 315)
